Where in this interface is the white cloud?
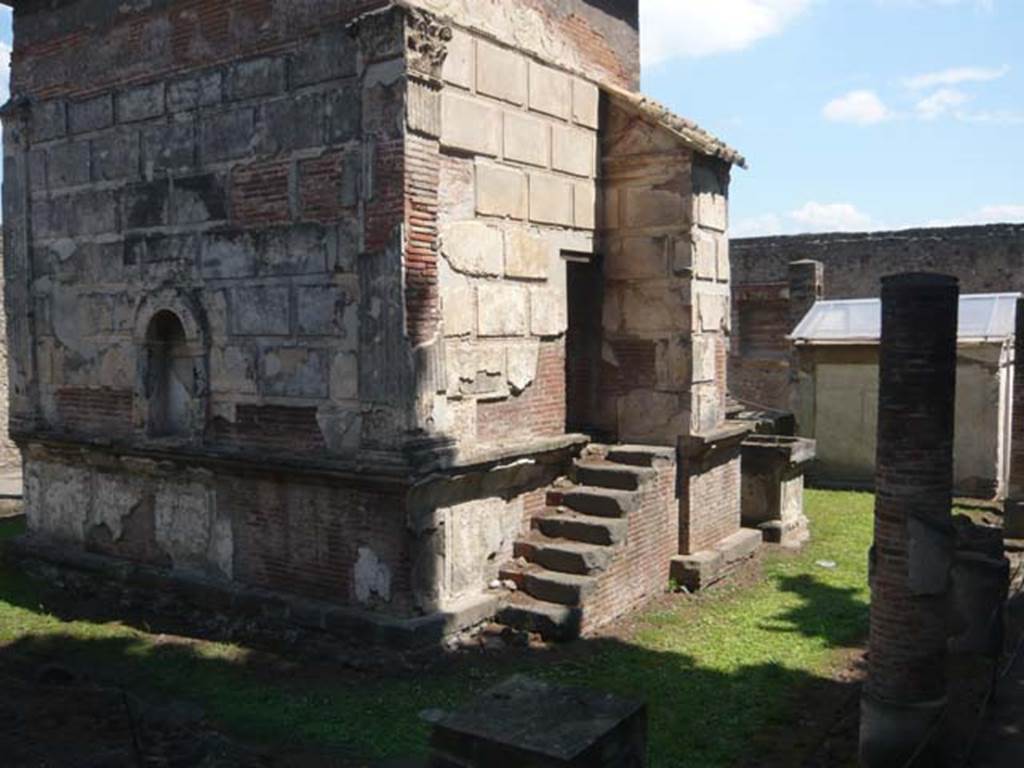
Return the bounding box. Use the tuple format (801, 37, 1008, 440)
(790, 202, 873, 232)
(640, 0, 811, 66)
(878, 0, 995, 10)
(823, 90, 891, 125)
(903, 65, 1009, 90)
(915, 87, 969, 119)
(734, 203, 873, 237)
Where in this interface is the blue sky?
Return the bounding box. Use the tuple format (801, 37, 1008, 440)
(642, 0, 1024, 235)
(0, 3, 1019, 236)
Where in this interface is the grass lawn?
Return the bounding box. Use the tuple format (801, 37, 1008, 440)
(0, 490, 874, 767)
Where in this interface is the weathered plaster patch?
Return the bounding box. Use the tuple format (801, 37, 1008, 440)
(354, 546, 392, 604)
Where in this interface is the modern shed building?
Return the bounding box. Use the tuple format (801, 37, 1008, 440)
(791, 293, 1017, 499)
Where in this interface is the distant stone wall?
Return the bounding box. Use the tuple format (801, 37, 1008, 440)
(730, 224, 1024, 409)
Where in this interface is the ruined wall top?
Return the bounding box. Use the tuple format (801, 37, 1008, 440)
(732, 223, 1024, 298)
(11, 0, 639, 94)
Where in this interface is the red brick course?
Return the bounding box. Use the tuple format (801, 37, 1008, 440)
(477, 340, 567, 443)
(679, 448, 742, 554)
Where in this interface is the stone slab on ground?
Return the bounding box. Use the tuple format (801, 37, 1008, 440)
(670, 527, 762, 592)
(429, 675, 647, 767)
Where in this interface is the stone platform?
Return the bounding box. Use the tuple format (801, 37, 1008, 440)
(429, 675, 647, 767)
(670, 527, 762, 592)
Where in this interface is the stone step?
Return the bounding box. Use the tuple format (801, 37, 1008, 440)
(572, 460, 657, 491)
(535, 512, 627, 546)
(605, 445, 675, 468)
(515, 536, 614, 576)
(517, 566, 597, 607)
(548, 486, 639, 519)
(496, 594, 582, 641)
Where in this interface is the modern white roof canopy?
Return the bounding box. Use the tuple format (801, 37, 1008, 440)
(790, 292, 1020, 345)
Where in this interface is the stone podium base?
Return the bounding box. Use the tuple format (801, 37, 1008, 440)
(670, 528, 762, 592)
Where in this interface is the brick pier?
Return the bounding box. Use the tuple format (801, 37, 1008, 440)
(860, 273, 960, 767)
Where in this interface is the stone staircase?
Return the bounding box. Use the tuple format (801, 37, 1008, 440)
(496, 445, 675, 640)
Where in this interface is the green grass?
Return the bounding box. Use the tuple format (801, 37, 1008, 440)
(0, 490, 875, 767)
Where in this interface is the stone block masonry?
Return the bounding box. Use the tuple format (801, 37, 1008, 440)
(3, 0, 757, 646)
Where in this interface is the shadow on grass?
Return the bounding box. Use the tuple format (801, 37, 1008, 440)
(0, 516, 868, 768)
(761, 574, 869, 649)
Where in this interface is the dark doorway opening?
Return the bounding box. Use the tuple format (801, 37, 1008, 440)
(565, 251, 605, 436)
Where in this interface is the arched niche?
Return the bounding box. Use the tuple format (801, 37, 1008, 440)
(133, 293, 209, 441)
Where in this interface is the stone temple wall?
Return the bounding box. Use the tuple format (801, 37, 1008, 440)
(730, 224, 1024, 410)
(429, 20, 600, 459)
(1, 0, 639, 630)
(597, 98, 733, 444)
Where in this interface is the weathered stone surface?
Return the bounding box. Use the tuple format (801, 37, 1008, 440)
(477, 284, 528, 337)
(441, 92, 500, 156)
(476, 163, 527, 220)
(430, 675, 647, 768)
(574, 181, 597, 230)
(504, 228, 552, 280)
(230, 56, 286, 100)
(573, 79, 600, 129)
(259, 94, 324, 154)
(201, 108, 255, 163)
(326, 84, 362, 145)
(553, 125, 595, 178)
(172, 173, 227, 225)
(448, 344, 506, 397)
(142, 121, 196, 173)
(507, 343, 540, 392)
(232, 285, 291, 335)
(617, 283, 691, 335)
(168, 72, 223, 112)
(623, 186, 688, 229)
(504, 112, 549, 168)
(530, 285, 568, 337)
(330, 352, 359, 401)
(407, 80, 441, 137)
(211, 345, 257, 395)
(529, 62, 572, 119)
(118, 83, 164, 123)
(292, 28, 357, 87)
(476, 41, 527, 105)
(441, 221, 503, 276)
(68, 95, 113, 135)
(442, 29, 474, 88)
(47, 142, 90, 188)
(92, 133, 140, 181)
(529, 173, 574, 227)
(260, 347, 329, 398)
(296, 285, 358, 340)
(201, 231, 256, 279)
(605, 236, 667, 280)
(30, 100, 66, 142)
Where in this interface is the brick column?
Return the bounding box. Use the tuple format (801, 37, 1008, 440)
(1005, 297, 1024, 538)
(787, 259, 824, 331)
(860, 273, 959, 767)
(787, 260, 824, 431)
